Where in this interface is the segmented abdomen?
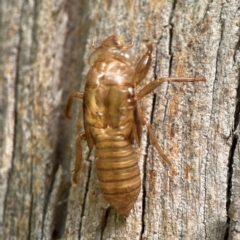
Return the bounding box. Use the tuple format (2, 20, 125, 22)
(95, 140, 141, 217)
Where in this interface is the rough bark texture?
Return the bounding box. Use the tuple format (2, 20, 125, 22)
(0, 0, 239, 239)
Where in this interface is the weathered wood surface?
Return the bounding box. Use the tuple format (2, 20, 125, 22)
(0, 0, 239, 239)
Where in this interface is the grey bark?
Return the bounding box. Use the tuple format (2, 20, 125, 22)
(0, 0, 239, 239)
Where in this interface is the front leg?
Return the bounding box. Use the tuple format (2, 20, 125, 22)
(65, 91, 84, 119)
(134, 44, 153, 85)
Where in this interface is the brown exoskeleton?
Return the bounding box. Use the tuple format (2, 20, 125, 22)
(65, 35, 205, 217)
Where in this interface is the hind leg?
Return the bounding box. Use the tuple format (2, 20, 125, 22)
(72, 132, 86, 183)
(140, 114, 172, 165)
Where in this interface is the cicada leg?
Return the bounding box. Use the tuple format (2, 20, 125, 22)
(73, 132, 86, 183)
(134, 44, 153, 85)
(145, 122, 172, 166)
(140, 113, 172, 166)
(137, 77, 206, 100)
(65, 91, 86, 183)
(65, 91, 84, 119)
(137, 76, 205, 165)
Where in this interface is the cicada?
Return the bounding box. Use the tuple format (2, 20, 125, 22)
(65, 35, 205, 217)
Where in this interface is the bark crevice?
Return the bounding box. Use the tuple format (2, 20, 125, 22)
(79, 160, 92, 238)
(139, 35, 163, 238)
(233, 70, 240, 132)
(168, 0, 177, 76)
(140, 134, 148, 239)
(224, 134, 237, 239)
(224, 48, 240, 239)
(27, 161, 34, 240)
(95, 207, 109, 240)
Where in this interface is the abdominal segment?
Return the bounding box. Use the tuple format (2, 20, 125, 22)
(95, 140, 141, 217)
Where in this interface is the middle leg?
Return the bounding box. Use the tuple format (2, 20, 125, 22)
(137, 77, 206, 100)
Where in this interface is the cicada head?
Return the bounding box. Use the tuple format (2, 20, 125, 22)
(101, 35, 126, 49)
(88, 35, 135, 67)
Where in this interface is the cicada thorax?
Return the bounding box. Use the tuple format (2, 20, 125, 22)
(83, 51, 141, 216)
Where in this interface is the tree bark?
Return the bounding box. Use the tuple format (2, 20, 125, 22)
(0, 0, 239, 239)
